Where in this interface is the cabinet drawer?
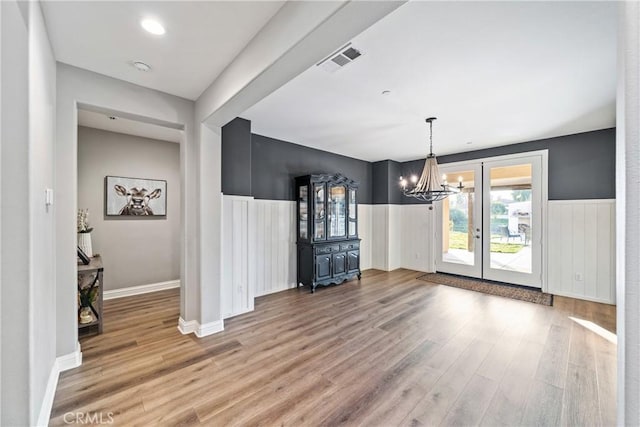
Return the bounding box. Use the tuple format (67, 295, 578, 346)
(315, 245, 340, 254)
(339, 242, 360, 251)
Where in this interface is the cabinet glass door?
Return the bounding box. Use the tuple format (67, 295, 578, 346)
(348, 188, 357, 236)
(328, 185, 346, 238)
(314, 184, 326, 240)
(298, 185, 308, 240)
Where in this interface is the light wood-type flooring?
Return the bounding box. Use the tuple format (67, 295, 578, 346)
(51, 269, 617, 426)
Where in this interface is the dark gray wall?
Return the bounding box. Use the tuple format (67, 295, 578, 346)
(251, 134, 373, 203)
(222, 118, 614, 205)
(221, 117, 252, 197)
(372, 160, 403, 204)
(372, 161, 390, 204)
(401, 128, 616, 203)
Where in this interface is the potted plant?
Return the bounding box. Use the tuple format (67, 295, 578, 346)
(78, 286, 98, 324)
(77, 209, 94, 257)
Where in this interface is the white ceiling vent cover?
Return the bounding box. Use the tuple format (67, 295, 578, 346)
(317, 44, 363, 73)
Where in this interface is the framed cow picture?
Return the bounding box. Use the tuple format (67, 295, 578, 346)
(105, 176, 167, 217)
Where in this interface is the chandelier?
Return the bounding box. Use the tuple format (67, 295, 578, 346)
(400, 117, 463, 203)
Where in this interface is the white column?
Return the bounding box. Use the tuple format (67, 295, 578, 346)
(197, 124, 223, 335)
(617, 2, 640, 425)
(1, 1, 30, 423)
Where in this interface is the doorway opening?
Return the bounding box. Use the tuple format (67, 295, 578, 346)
(435, 152, 547, 289)
(76, 106, 184, 339)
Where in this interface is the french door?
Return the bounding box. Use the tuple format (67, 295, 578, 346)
(435, 163, 483, 278)
(435, 153, 545, 288)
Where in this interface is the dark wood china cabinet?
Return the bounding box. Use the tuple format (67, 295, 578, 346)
(295, 173, 361, 293)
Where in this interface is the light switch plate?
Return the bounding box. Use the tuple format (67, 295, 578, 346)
(45, 188, 54, 206)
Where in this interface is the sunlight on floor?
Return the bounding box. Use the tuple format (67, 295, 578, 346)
(569, 316, 617, 344)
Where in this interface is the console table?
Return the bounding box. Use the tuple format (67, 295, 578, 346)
(78, 256, 104, 334)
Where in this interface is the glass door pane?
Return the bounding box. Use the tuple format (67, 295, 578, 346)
(488, 164, 532, 274)
(436, 164, 482, 278)
(348, 188, 357, 236)
(314, 184, 325, 240)
(483, 156, 542, 287)
(328, 185, 346, 238)
(298, 185, 308, 240)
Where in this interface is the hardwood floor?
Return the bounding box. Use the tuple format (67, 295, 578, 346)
(51, 269, 617, 426)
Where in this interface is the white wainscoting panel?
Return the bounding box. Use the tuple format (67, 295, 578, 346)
(358, 204, 373, 270)
(369, 204, 404, 272)
(221, 196, 255, 318)
(253, 199, 297, 297)
(223, 198, 375, 311)
(548, 199, 616, 304)
(372, 205, 389, 270)
(388, 205, 402, 271)
(401, 204, 436, 273)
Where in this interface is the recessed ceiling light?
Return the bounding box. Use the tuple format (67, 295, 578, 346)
(132, 61, 151, 72)
(108, 116, 117, 120)
(141, 19, 165, 35)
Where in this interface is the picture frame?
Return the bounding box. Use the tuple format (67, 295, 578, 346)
(105, 175, 167, 217)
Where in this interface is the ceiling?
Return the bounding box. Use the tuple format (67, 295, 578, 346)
(243, 1, 617, 162)
(78, 109, 183, 143)
(42, 1, 285, 100)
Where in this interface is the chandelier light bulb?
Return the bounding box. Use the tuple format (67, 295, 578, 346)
(411, 175, 418, 184)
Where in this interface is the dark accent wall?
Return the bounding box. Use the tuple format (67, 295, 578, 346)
(401, 128, 616, 204)
(251, 134, 373, 203)
(222, 118, 614, 205)
(372, 160, 403, 204)
(221, 117, 252, 197)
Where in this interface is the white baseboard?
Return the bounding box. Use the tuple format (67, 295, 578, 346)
(36, 343, 82, 426)
(57, 342, 83, 372)
(177, 317, 198, 334)
(36, 361, 59, 427)
(223, 306, 254, 320)
(254, 282, 297, 298)
(551, 290, 616, 305)
(196, 320, 224, 337)
(177, 317, 224, 337)
(104, 280, 180, 300)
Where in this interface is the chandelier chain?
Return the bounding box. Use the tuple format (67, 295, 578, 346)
(429, 119, 433, 155)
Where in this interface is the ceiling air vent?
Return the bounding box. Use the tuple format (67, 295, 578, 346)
(317, 44, 363, 73)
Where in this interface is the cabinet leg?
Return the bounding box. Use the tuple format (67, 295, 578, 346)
(357, 273, 362, 280)
(311, 285, 315, 294)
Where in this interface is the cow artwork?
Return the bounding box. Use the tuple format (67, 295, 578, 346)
(105, 176, 167, 217)
(114, 185, 162, 216)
